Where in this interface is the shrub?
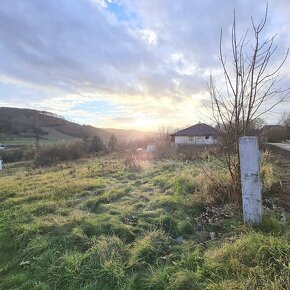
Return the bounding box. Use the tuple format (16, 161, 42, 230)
(108, 134, 118, 151)
(34, 139, 85, 166)
(154, 143, 221, 162)
(89, 135, 104, 153)
(260, 149, 280, 194)
(0, 148, 35, 163)
(153, 142, 176, 160)
(124, 155, 142, 172)
(175, 146, 205, 162)
(195, 168, 237, 204)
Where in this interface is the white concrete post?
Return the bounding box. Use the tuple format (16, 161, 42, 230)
(239, 136, 262, 225)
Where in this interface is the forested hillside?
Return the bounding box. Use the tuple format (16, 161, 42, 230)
(0, 107, 154, 143)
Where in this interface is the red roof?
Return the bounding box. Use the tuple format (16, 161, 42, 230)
(170, 123, 218, 136)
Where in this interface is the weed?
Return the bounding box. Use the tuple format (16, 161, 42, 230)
(173, 175, 197, 195)
(124, 156, 142, 172)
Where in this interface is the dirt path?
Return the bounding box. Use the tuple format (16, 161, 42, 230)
(264, 144, 290, 212)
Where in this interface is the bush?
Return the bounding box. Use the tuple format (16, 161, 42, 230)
(260, 149, 280, 194)
(0, 148, 35, 163)
(124, 155, 142, 172)
(34, 139, 85, 166)
(153, 142, 176, 160)
(154, 142, 221, 162)
(0, 149, 24, 163)
(89, 135, 104, 153)
(195, 167, 237, 204)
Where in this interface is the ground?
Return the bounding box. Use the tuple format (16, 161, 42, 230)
(0, 153, 289, 289)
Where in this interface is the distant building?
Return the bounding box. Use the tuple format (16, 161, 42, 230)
(0, 144, 6, 150)
(146, 144, 157, 153)
(170, 123, 219, 146)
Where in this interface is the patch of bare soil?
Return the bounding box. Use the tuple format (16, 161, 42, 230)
(264, 144, 290, 212)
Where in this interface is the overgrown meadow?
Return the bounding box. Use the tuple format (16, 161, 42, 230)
(0, 152, 289, 289)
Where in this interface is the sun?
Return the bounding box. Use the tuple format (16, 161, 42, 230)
(134, 117, 157, 131)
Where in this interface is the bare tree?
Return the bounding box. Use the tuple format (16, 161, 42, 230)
(206, 5, 290, 200)
(281, 113, 290, 126)
(158, 125, 171, 141)
(90, 135, 104, 153)
(108, 134, 118, 151)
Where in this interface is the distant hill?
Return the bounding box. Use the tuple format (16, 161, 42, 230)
(0, 107, 155, 144)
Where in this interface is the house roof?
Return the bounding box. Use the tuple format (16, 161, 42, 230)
(170, 123, 218, 136)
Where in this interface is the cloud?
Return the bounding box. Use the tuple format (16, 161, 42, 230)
(0, 0, 289, 129)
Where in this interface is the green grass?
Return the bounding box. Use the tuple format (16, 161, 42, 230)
(1, 127, 73, 145)
(1, 138, 38, 145)
(0, 155, 289, 289)
(40, 127, 74, 143)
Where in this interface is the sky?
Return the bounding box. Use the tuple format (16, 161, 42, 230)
(0, 0, 290, 131)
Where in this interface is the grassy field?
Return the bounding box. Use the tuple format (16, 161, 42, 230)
(0, 154, 289, 289)
(1, 127, 73, 146)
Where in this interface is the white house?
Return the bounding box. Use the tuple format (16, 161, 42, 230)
(170, 123, 218, 145)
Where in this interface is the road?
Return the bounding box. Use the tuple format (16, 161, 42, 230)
(267, 143, 290, 152)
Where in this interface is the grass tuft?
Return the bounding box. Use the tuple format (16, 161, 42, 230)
(130, 229, 171, 266)
(205, 232, 290, 289)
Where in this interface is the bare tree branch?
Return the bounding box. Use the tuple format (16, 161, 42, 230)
(204, 5, 289, 201)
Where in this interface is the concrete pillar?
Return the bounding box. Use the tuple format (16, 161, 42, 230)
(239, 136, 262, 225)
